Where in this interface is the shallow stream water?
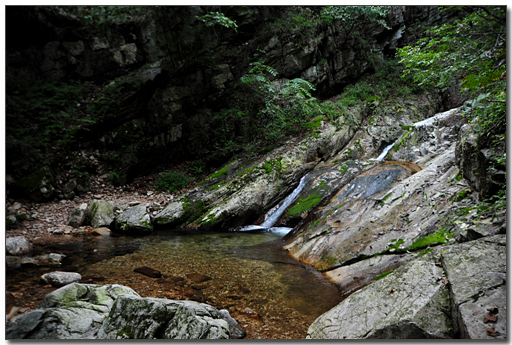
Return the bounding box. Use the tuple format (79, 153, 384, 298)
(6, 229, 341, 339)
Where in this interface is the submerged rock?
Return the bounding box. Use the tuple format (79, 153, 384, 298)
(41, 271, 82, 287)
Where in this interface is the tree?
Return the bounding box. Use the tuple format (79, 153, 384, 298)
(398, 5, 506, 205)
(397, 6, 506, 142)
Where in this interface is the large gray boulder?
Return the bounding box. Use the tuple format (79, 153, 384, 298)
(307, 251, 453, 339)
(112, 204, 152, 234)
(307, 235, 507, 339)
(6, 236, 32, 255)
(6, 284, 139, 339)
(439, 235, 506, 339)
(87, 200, 116, 228)
(97, 294, 230, 339)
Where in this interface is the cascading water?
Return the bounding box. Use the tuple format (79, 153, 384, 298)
(234, 173, 313, 234)
(261, 174, 311, 228)
(375, 142, 396, 161)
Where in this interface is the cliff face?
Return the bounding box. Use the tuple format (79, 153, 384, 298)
(6, 6, 459, 183)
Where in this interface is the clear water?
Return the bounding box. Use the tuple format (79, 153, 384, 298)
(7, 229, 341, 321)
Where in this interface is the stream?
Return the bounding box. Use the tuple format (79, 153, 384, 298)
(6, 228, 341, 339)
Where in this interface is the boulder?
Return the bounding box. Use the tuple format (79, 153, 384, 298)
(97, 294, 230, 339)
(6, 236, 33, 255)
(307, 251, 453, 339)
(112, 204, 151, 234)
(87, 200, 116, 228)
(455, 123, 505, 199)
(41, 271, 82, 287)
(152, 201, 185, 227)
(6, 283, 139, 339)
(68, 203, 88, 228)
(6, 215, 18, 229)
(219, 309, 246, 339)
(308, 236, 507, 339)
(439, 235, 506, 339)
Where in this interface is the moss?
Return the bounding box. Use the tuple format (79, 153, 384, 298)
(409, 230, 452, 250)
(340, 164, 348, 174)
(387, 238, 404, 251)
(209, 166, 228, 179)
(375, 270, 393, 281)
(206, 180, 226, 191)
(393, 129, 413, 152)
(238, 167, 254, 176)
(455, 190, 469, 201)
(302, 115, 323, 130)
(287, 193, 323, 216)
(117, 325, 134, 339)
(182, 199, 207, 225)
(308, 220, 320, 231)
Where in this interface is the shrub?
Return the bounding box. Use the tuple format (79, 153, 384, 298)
(154, 171, 195, 193)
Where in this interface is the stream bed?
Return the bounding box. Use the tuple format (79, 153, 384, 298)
(6, 229, 341, 339)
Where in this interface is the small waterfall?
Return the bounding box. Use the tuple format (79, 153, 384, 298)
(261, 174, 311, 228)
(375, 142, 396, 161)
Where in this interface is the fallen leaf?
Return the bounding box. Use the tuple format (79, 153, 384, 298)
(486, 327, 501, 337)
(484, 314, 498, 323)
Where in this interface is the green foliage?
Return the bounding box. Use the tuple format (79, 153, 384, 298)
(69, 6, 148, 30)
(387, 238, 404, 251)
(197, 11, 238, 33)
(239, 51, 322, 141)
(108, 171, 120, 184)
(154, 171, 195, 193)
(86, 75, 141, 118)
(398, 6, 506, 198)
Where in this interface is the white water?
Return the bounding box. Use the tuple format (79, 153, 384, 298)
(260, 174, 311, 229)
(375, 142, 396, 161)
